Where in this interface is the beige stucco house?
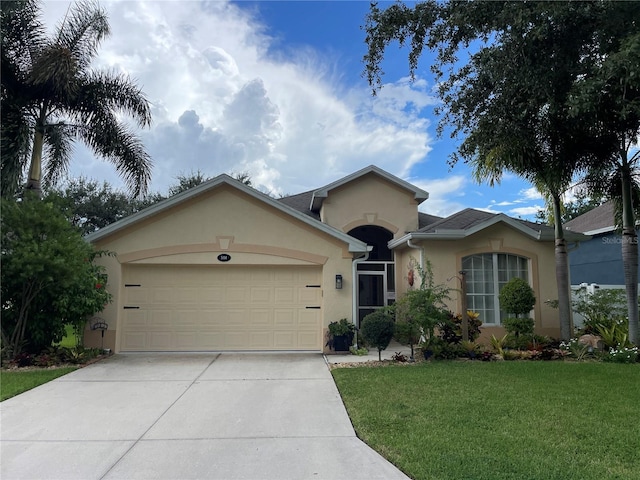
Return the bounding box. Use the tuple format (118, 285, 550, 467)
(85, 165, 583, 352)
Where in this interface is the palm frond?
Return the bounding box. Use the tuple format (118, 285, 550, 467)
(80, 115, 152, 197)
(54, 0, 109, 73)
(0, 101, 32, 197)
(42, 123, 77, 187)
(76, 70, 152, 127)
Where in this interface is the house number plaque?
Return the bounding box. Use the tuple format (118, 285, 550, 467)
(217, 254, 231, 262)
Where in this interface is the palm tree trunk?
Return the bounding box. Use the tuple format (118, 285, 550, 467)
(620, 161, 639, 345)
(25, 127, 44, 195)
(553, 193, 572, 340)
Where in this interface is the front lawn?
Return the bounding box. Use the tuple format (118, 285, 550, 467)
(332, 361, 640, 480)
(1, 367, 77, 401)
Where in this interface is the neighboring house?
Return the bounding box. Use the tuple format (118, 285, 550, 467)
(565, 201, 640, 286)
(85, 165, 585, 352)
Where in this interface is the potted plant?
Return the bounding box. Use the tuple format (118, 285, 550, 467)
(327, 318, 356, 351)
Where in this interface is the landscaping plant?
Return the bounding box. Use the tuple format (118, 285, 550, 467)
(499, 277, 536, 348)
(360, 310, 395, 361)
(572, 287, 628, 333)
(1, 197, 112, 359)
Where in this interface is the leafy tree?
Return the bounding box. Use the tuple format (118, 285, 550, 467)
(360, 310, 395, 361)
(45, 177, 149, 235)
(0, 0, 152, 198)
(364, 1, 622, 340)
(535, 191, 606, 225)
(1, 195, 111, 356)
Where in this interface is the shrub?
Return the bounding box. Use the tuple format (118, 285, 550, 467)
(604, 346, 639, 364)
(361, 310, 395, 361)
(503, 317, 535, 338)
(499, 277, 536, 317)
(440, 311, 482, 343)
(1, 196, 113, 357)
(572, 287, 628, 334)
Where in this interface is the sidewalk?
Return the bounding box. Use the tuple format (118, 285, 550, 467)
(324, 340, 415, 364)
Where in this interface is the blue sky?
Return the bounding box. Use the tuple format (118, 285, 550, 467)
(42, 0, 547, 219)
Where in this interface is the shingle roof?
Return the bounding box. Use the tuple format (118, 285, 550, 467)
(564, 201, 615, 234)
(384, 208, 581, 250)
(418, 212, 443, 229)
(277, 190, 320, 220)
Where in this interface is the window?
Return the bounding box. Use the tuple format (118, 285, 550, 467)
(462, 253, 530, 325)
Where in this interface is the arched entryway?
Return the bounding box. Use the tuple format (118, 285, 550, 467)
(348, 226, 395, 326)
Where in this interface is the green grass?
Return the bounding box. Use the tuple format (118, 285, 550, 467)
(332, 361, 640, 480)
(1, 367, 77, 401)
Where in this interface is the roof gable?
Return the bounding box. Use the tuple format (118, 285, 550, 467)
(309, 165, 429, 211)
(86, 175, 369, 253)
(389, 208, 587, 247)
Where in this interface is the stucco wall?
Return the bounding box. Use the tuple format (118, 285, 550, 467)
(319, 173, 420, 237)
(88, 185, 356, 352)
(394, 223, 561, 341)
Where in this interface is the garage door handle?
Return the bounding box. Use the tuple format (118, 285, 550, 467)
(123, 306, 140, 309)
(305, 284, 321, 288)
(305, 306, 321, 309)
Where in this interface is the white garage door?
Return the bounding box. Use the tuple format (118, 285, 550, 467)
(120, 265, 323, 351)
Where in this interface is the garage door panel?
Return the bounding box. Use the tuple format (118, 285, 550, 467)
(126, 288, 148, 303)
(249, 331, 273, 348)
(121, 266, 322, 351)
(227, 309, 247, 325)
(122, 332, 146, 350)
(250, 309, 271, 325)
(273, 310, 295, 327)
(149, 332, 172, 349)
(150, 288, 174, 304)
(299, 287, 321, 304)
(299, 310, 321, 327)
(226, 287, 247, 303)
(298, 331, 320, 349)
(175, 310, 200, 326)
(273, 331, 295, 348)
(150, 310, 172, 326)
(274, 287, 295, 304)
(175, 332, 198, 349)
(125, 310, 147, 326)
(250, 287, 271, 303)
(176, 287, 200, 303)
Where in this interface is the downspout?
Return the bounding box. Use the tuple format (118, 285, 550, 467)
(352, 250, 371, 349)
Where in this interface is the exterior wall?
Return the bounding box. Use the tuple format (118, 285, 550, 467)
(88, 185, 355, 352)
(394, 223, 560, 341)
(569, 230, 639, 285)
(319, 173, 420, 237)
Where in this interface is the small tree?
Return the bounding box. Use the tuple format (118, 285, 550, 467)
(361, 310, 395, 361)
(499, 278, 536, 340)
(1, 196, 111, 356)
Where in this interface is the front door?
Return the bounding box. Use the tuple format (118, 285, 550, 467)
(357, 271, 385, 326)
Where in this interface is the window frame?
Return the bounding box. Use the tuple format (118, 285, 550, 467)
(462, 252, 531, 325)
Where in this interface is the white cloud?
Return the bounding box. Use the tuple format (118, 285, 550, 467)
(509, 206, 544, 217)
(42, 1, 437, 197)
(519, 187, 543, 201)
(413, 175, 468, 218)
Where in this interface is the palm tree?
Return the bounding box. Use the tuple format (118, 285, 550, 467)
(1, 0, 152, 198)
(583, 148, 640, 344)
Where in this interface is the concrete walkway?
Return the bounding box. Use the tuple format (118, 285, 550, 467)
(1, 353, 410, 480)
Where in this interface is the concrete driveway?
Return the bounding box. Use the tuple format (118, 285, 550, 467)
(1, 353, 410, 480)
